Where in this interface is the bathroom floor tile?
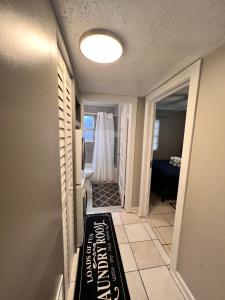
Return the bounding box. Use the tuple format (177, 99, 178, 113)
(157, 203, 175, 214)
(115, 225, 128, 244)
(119, 243, 137, 272)
(119, 212, 141, 225)
(152, 239, 170, 265)
(152, 228, 165, 244)
(140, 217, 150, 223)
(148, 214, 170, 227)
(157, 226, 174, 244)
(140, 266, 185, 300)
(111, 212, 122, 225)
(163, 213, 175, 225)
(130, 241, 165, 269)
(124, 223, 150, 242)
(163, 245, 172, 257)
(125, 271, 148, 300)
(143, 222, 158, 239)
(149, 205, 161, 215)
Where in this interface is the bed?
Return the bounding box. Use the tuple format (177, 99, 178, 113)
(151, 160, 180, 202)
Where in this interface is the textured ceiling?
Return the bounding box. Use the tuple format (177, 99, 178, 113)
(53, 0, 225, 96)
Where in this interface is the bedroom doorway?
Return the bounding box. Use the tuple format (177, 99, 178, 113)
(139, 61, 201, 289)
(148, 86, 188, 259)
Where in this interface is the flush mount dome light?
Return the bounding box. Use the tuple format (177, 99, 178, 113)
(80, 29, 123, 63)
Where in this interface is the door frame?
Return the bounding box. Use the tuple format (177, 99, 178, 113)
(118, 104, 129, 207)
(81, 93, 137, 212)
(139, 60, 201, 299)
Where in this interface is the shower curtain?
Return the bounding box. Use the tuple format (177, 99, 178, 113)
(93, 112, 115, 181)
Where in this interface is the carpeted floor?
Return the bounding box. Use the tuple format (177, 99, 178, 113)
(92, 182, 121, 207)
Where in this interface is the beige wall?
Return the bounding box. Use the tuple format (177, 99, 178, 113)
(153, 110, 186, 160)
(177, 44, 225, 299)
(132, 98, 145, 207)
(0, 1, 65, 299)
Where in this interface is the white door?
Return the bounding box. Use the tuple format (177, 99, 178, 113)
(119, 104, 129, 207)
(57, 49, 74, 298)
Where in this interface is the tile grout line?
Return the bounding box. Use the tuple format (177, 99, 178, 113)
(121, 222, 130, 244)
(114, 217, 150, 299)
(111, 207, 176, 298)
(127, 234, 151, 300)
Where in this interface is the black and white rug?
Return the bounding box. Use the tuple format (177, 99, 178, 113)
(169, 201, 177, 209)
(74, 213, 130, 300)
(92, 183, 121, 207)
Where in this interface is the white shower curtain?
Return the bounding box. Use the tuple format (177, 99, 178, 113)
(93, 112, 115, 181)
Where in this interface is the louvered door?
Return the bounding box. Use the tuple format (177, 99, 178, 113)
(57, 49, 74, 297)
(64, 67, 75, 274)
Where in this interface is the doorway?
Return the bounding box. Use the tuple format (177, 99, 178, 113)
(148, 86, 188, 261)
(80, 95, 137, 214)
(139, 61, 201, 296)
(83, 103, 122, 211)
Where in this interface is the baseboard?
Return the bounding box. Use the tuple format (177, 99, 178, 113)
(70, 248, 80, 283)
(54, 274, 64, 300)
(131, 206, 139, 213)
(67, 248, 80, 300)
(170, 269, 196, 300)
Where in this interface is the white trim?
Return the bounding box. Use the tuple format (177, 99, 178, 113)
(138, 99, 156, 217)
(70, 249, 80, 283)
(57, 30, 74, 78)
(81, 93, 137, 212)
(131, 206, 139, 213)
(170, 270, 196, 300)
(67, 249, 80, 300)
(139, 60, 201, 297)
(54, 274, 64, 300)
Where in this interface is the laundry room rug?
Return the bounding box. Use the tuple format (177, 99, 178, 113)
(74, 213, 130, 300)
(92, 182, 121, 207)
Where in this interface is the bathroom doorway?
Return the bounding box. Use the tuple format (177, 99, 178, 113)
(81, 96, 136, 214)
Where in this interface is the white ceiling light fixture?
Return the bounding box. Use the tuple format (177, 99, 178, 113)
(80, 29, 123, 63)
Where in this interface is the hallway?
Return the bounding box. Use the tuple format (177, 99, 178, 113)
(113, 211, 183, 300)
(1, 1, 225, 300)
(68, 209, 183, 300)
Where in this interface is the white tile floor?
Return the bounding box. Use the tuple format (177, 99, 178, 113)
(140, 267, 184, 300)
(83, 182, 184, 300)
(111, 208, 185, 300)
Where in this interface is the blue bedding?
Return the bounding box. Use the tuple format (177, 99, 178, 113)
(151, 160, 180, 201)
(152, 160, 180, 184)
